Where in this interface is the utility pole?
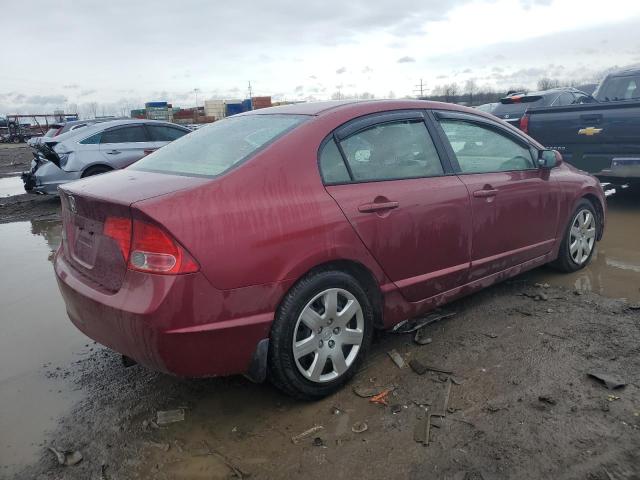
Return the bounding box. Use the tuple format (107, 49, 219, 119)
(414, 78, 426, 98)
(193, 88, 200, 121)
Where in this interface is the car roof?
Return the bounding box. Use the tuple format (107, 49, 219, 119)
(605, 64, 640, 77)
(54, 119, 187, 143)
(239, 99, 482, 117)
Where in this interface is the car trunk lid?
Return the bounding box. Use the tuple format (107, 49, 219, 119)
(58, 170, 210, 292)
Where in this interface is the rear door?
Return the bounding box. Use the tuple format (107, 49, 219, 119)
(321, 111, 472, 302)
(434, 111, 558, 281)
(98, 125, 150, 168)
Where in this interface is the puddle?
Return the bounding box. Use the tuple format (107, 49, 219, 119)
(527, 188, 640, 302)
(0, 220, 89, 475)
(0, 176, 25, 197)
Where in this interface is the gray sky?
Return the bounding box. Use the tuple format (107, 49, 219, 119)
(1, 0, 640, 116)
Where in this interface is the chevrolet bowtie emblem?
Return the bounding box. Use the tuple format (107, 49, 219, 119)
(578, 127, 603, 136)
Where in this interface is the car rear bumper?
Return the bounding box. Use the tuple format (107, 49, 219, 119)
(596, 158, 640, 182)
(54, 250, 279, 377)
(22, 160, 81, 195)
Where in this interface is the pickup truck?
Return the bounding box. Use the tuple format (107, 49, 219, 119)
(522, 66, 640, 185)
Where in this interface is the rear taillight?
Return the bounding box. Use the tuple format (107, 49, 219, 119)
(519, 113, 530, 134)
(103, 217, 199, 274)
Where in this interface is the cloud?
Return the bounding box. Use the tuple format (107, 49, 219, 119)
(336, 67, 347, 74)
(25, 95, 68, 105)
(79, 89, 97, 97)
(362, 66, 373, 74)
(294, 85, 304, 93)
(397, 56, 416, 63)
(62, 84, 80, 89)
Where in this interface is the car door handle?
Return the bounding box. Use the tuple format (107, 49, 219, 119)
(358, 201, 399, 213)
(106, 150, 121, 155)
(473, 189, 498, 198)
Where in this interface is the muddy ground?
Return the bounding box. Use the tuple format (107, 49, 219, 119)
(0, 144, 60, 223)
(1, 144, 639, 479)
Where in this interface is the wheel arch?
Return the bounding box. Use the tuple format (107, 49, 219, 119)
(277, 259, 385, 330)
(81, 163, 113, 178)
(581, 192, 605, 240)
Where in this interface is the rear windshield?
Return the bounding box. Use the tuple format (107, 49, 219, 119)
(130, 114, 307, 177)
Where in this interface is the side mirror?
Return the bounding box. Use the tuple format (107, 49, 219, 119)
(538, 149, 561, 168)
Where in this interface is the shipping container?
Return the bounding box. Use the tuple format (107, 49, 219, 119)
(225, 102, 244, 117)
(242, 99, 252, 112)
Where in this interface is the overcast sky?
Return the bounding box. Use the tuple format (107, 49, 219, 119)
(2, 0, 640, 116)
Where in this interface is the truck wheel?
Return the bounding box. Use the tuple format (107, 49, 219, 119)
(268, 270, 374, 399)
(552, 199, 598, 272)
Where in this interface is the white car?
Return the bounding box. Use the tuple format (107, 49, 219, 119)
(22, 119, 191, 194)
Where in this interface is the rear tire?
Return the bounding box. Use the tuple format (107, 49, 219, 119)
(81, 165, 112, 178)
(268, 270, 374, 400)
(552, 198, 598, 272)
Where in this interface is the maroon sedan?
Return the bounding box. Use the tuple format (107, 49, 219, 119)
(55, 100, 605, 399)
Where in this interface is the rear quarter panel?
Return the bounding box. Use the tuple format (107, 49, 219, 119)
(133, 115, 391, 292)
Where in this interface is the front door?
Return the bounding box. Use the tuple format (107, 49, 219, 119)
(320, 112, 472, 302)
(435, 113, 558, 281)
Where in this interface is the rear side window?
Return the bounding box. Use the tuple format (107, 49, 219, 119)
(553, 92, 575, 106)
(101, 126, 148, 144)
(596, 75, 640, 101)
(80, 132, 101, 144)
(147, 125, 189, 141)
(338, 120, 443, 182)
(130, 114, 307, 177)
(319, 139, 350, 184)
(439, 120, 535, 173)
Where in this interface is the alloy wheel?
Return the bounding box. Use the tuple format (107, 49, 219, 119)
(292, 288, 364, 383)
(569, 208, 596, 265)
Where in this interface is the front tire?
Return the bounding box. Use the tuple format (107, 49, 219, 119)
(81, 165, 112, 178)
(268, 270, 374, 399)
(552, 199, 598, 272)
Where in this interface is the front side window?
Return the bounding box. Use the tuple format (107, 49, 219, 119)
(130, 114, 307, 177)
(147, 125, 189, 142)
(338, 120, 443, 182)
(439, 120, 535, 173)
(101, 126, 148, 144)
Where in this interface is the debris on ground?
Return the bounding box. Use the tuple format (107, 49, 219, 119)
(387, 349, 405, 368)
(606, 394, 620, 402)
(156, 408, 185, 425)
(291, 425, 324, 444)
(413, 415, 430, 445)
(369, 388, 393, 406)
(390, 404, 403, 414)
(351, 421, 368, 433)
(145, 441, 170, 452)
(312, 437, 325, 447)
(587, 372, 627, 390)
(534, 283, 551, 288)
(538, 394, 557, 405)
(197, 441, 249, 479)
(430, 416, 444, 429)
(451, 376, 464, 385)
(414, 328, 433, 345)
(352, 384, 395, 398)
(392, 310, 456, 333)
(409, 359, 428, 375)
(48, 447, 83, 466)
(483, 333, 498, 339)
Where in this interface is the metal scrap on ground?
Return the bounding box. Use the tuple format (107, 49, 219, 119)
(156, 408, 185, 425)
(291, 425, 324, 444)
(392, 310, 457, 334)
(587, 372, 627, 390)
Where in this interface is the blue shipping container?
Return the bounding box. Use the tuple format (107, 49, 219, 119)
(225, 103, 244, 116)
(242, 99, 252, 112)
(145, 101, 168, 108)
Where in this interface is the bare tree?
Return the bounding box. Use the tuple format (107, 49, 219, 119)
(537, 78, 560, 90)
(443, 83, 460, 103)
(387, 90, 396, 99)
(464, 79, 478, 105)
(87, 102, 98, 119)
